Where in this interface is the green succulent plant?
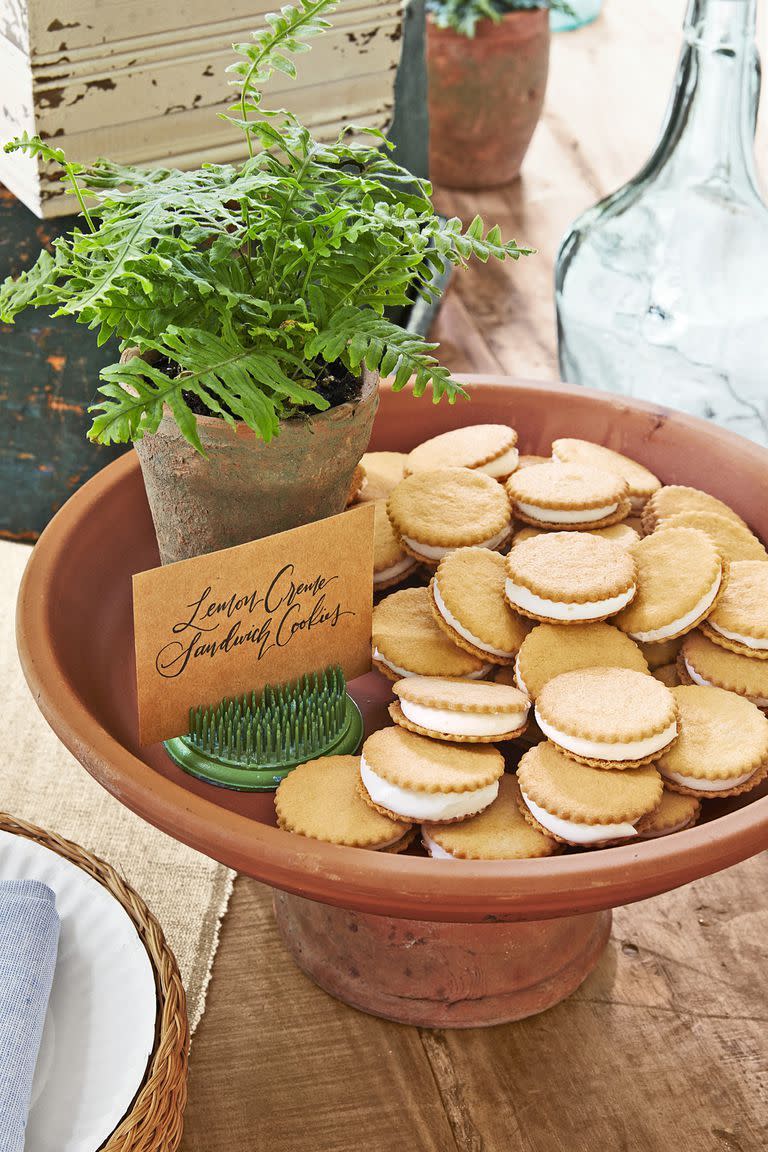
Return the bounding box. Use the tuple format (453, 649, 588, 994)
(427, 0, 573, 38)
(0, 0, 532, 453)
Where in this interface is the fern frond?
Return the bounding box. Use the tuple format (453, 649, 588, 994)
(224, 0, 339, 153)
(88, 326, 329, 451)
(305, 308, 468, 403)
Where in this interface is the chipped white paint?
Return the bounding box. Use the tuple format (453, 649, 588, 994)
(0, 0, 404, 217)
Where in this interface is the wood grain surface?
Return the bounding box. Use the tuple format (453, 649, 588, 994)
(181, 3, 768, 1148)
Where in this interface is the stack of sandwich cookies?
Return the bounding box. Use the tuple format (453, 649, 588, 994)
(359, 727, 505, 822)
(642, 485, 750, 534)
(505, 532, 637, 624)
(635, 789, 701, 838)
(699, 561, 768, 658)
(389, 677, 530, 743)
(372, 587, 490, 680)
(513, 522, 640, 549)
(506, 461, 630, 530)
(615, 526, 726, 642)
(404, 424, 519, 480)
(656, 685, 768, 797)
(356, 451, 406, 503)
(275, 757, 415, 852)
(679, 630, 768, 710)
(387, 467, 513, 566)
(422, 776, 561, 859)
(551, 438, 661, 512)
(653, 511, 768, 563)
(516, 742, 663, 846)
(535, 667, 678, 768)
(373, 501, 419, 591)
(514, 622, 649, 699)
(430, 547, 529, 664)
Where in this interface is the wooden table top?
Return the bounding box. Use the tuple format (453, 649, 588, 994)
(181, 4, 768, 1148)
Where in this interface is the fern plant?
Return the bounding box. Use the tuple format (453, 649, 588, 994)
(427, 0, 574, 38)
(0, 0, 532, 453)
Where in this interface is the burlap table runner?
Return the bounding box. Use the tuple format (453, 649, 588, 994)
(0, 540, 234, 1032)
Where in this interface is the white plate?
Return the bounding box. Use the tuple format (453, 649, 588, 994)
(0, 830, 157, 1152)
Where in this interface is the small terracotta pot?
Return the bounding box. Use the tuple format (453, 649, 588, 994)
(427, 10, 550, 189)
(130, 364, 379, 565)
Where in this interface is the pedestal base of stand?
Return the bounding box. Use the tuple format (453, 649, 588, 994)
(273, 891, 612, 1028)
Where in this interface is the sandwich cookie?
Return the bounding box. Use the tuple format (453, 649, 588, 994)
(535, 667, 678, 768)
(388, 468, 513, 566)
(614, 526, 726, 642)
(679, 629, 768, 710)
(513, 522, 639, 549)
(422, 776, 561, 859)
(514, 622, 649, 699)
(516, 742, 663, 846)
(653, 511, 768, 564)
(372, 587, 490, 681)
(390, 677, 530, 743)
(652, 663, 680, 688)
(505, 532, 637, 624)
(275, 757, 415, 852)
(505, 462, 630, 530)
(430, 547, 530, 664)
(637, 637, 682, 670)
(635, 789, 700, 838)
(656, 685, 768, 797)
(551, 438, 661, 511)
(359, 727, 505, 823)
(373, 501, 419, 591)
(642, 485, 749, 534)
(700, 560, 768, 659)
(405, 424, 519, 480)
(357, 451, 406, 503)
(345, 463, 367, 506)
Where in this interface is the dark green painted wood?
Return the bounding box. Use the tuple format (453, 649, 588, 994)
(0, 186, 126, 541)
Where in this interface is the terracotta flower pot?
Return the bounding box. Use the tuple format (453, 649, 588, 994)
(130, 366, 379, 565)
(427, 9, 550, 189)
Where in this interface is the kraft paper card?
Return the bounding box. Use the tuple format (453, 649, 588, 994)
(133, 504, 375, 744)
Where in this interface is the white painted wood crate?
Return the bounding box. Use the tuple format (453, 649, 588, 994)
(0, 0, 404, 217)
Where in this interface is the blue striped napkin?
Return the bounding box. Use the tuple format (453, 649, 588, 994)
(0, 879, 60, 1152)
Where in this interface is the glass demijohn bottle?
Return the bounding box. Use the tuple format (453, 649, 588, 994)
(555, 0, 768, 445)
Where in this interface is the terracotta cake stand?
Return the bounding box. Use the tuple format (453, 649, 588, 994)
(16, 377, 768, 1027)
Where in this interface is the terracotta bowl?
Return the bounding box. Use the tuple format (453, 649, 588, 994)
(17, 377, 768, 1027)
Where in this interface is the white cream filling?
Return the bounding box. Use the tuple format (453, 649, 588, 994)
(360, 757, 499, 821)
(505, 579, 635, 622)
(422, 829, 457, 859)
(683, 656, 768, 708)
(372, 647, 490, 680)
(433, 582, 517, 658)
(521, 791, 638, 844)
(477, 446, 519, 478)
(534, 712, 677, 761)
(707, 621, 768, 651)
(637, 817, 694, 839)
(402, 525, 511, 561)
(516, 501, 618, 525)
(400, 698, 528, 737)
(630, 494, 648, 511)
(660, 766, 756, 793)
(373, 555, 418, 586)
(628, 572, 721, 643)
(374, 831, 410, 850)
(514, 654, 531, 696)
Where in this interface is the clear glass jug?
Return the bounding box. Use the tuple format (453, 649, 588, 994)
(555, 0, 768, 445)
